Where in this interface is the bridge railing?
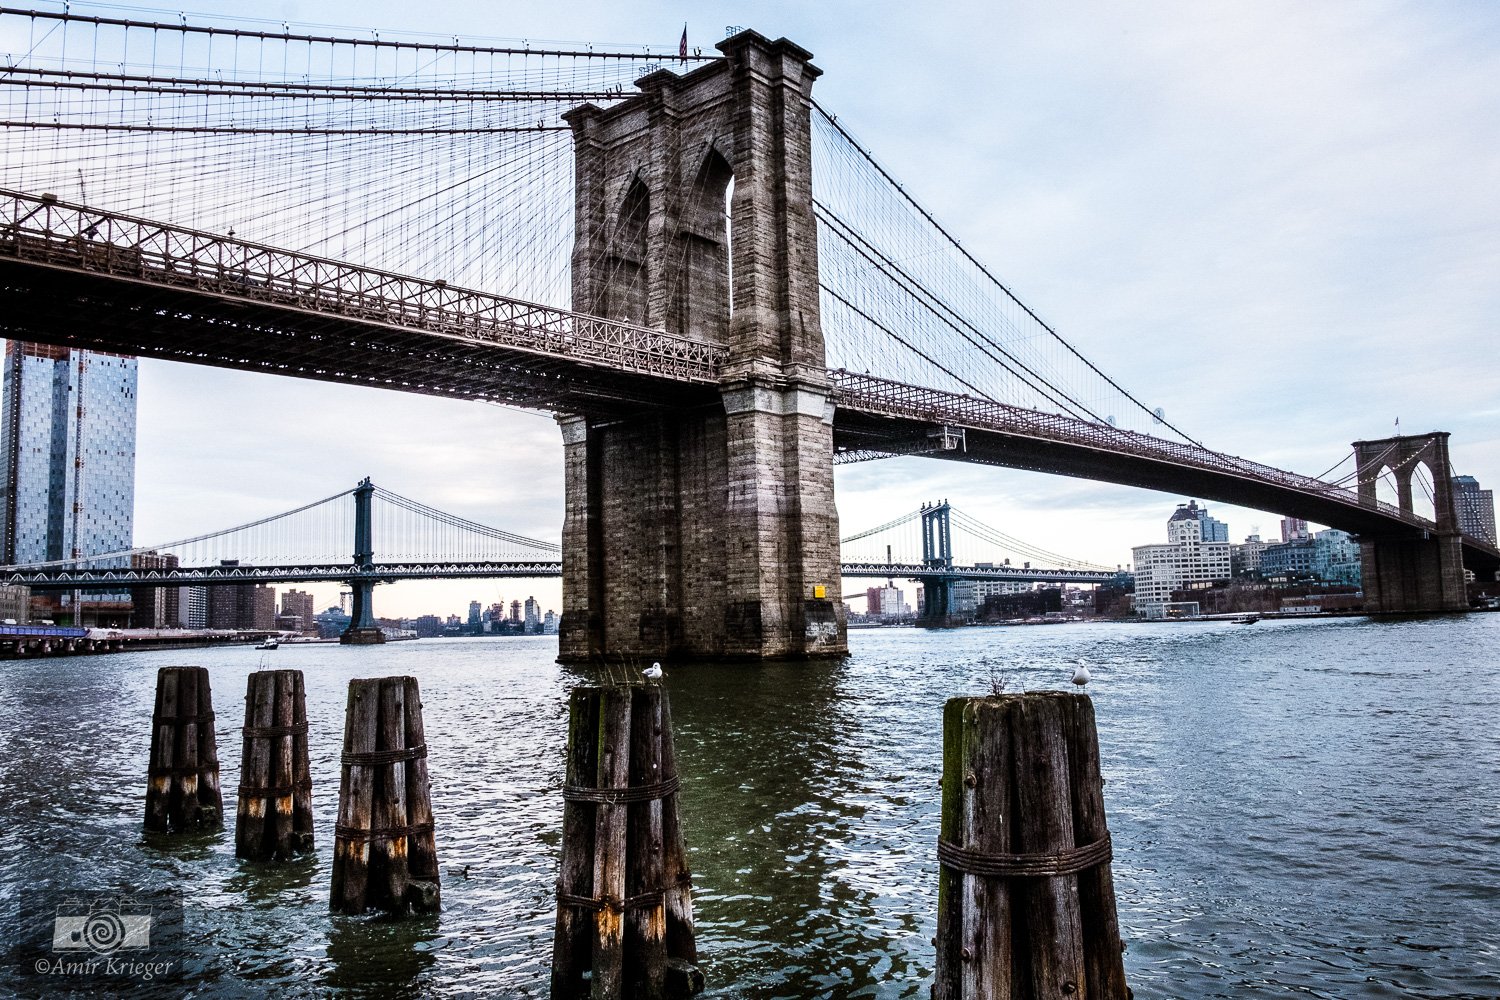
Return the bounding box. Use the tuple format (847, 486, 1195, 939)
(0, 189, 728, 384)
(829, 370, 1430, 530)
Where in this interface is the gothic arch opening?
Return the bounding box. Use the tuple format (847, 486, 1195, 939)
(1375, 465, 1400, 512)
(1409, 460, 1437, 523)
(604, 177, 650, 325)
(677, 148, 734, 341)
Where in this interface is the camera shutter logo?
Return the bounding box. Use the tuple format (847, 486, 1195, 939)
(52, 897, 153, 955)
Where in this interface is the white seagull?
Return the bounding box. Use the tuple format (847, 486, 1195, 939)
(1071, 663, 1091, 688)
(643, 662, 664, 680)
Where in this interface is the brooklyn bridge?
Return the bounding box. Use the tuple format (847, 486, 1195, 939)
(0, 10, 1494, 659)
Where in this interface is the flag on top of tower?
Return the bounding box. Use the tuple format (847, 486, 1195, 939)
(679, 25, 688, 65)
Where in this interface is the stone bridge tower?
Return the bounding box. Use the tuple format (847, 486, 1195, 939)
(1352, 432, 1468, 612)
(556, 31, 846, 662)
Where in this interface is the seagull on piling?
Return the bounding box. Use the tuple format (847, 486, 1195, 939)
(644, 662, 664, 681)
(1071, 663, 1092, 689)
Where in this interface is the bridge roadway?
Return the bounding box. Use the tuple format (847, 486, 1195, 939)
(2, 191, 1496, 580)
(0, 561, 1112, 589)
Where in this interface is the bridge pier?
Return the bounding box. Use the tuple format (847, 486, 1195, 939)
(340, 478, 386, 645)
(1353, 433, 1469, 613)
(915, 502, 963, 627)
(557, 32, 845, 663)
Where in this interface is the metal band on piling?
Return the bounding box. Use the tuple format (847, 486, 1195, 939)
(242, 722, 308, 738)
(938, 833, 1112, 879)
(340, 744, 427, 767)
(561, 774, 680, 805)
(237, 779, 313, 798)
(149, 763, 221, 776)
(557, 889, 666, 913)
(334, 821, 435, 842)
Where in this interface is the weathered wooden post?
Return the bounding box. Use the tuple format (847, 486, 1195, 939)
(144, 666, 223, 832)
(236, 669, 315, 860)
(330, 676, 440, 915)
(551, 684, 703, 999)
(934, 691, 1128, 1000)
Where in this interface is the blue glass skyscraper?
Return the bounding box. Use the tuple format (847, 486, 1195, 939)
(0, 342, 137, 572)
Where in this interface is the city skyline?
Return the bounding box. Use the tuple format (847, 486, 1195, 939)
(5, 0, 1497, 619)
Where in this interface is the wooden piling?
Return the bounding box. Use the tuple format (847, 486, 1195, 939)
(330, 676, 440, 915)
(235, 669, 314, 861)
(144, 666, 223, 832)
(934, 691, 1128, 1000)
(550, 684, 702, 999)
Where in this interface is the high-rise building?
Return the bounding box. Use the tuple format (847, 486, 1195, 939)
(524, 596, 541, 633)
(865, 584, 910, 617)
(467, 600, 482, 627)
(0, 343, 137, 565)
(280, 588, 317, 634)
(1280, 517, 1310, 543)
(181, 586, 208, 628)
(1197, 506, 1229, 543)
(130, 550, 181, 627)
(1231, 534, 1274, 577)
(1131, 501, 1233, 617)
(1452, 475, 1496, 545)
(206, 563, 275, 629)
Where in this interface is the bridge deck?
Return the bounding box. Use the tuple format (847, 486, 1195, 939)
(831, 372, 1500, 576)
(0, 190, 722, 415)
(3, 190, 1495, 578)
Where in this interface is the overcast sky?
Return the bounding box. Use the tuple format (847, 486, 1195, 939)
(17, 0, 1500, 618)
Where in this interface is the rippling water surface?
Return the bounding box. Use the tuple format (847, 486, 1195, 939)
(2, 616, 1497, 998)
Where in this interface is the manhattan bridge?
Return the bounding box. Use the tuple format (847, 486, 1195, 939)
(0, 8, 1493, 658)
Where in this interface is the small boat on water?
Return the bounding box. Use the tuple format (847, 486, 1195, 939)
(1236, 615, 1261, 625)
(255, 638, 280, 650)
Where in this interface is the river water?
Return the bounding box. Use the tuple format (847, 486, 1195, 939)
(1, 615, 1496, 998)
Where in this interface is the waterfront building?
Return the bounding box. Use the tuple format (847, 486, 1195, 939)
(281, 589, 317, 634)
(1257, 529, 1361, 586)
(206, 565, 276, 629)
(510, 599, 522, 623)
(1452, 475, 1496, 545)
(129, 550, 181, 627)
(1130, 501, 1233, 618)
(950, 579, 978, 615)
(1259, 539, 1316, 581)
(865, 584, 910, 618)
(1197, 507, 1229, 543)
(1, 343, 138, 624)
(543, 610, 559, 634)
(973, 578, 1031, 601)
(0, 584, 29, 622)
(0, 344, 137, 566)
(1311, 529, 1361, 586)
(1231, 534, 1275, 577)
(467, 600, 482, 627)
(412, 614, 444, 637)
(524, 596, 541, 633)
(182, 586, 208, 628)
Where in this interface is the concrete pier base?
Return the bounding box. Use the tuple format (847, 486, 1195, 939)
(339, 627, 386, 646)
